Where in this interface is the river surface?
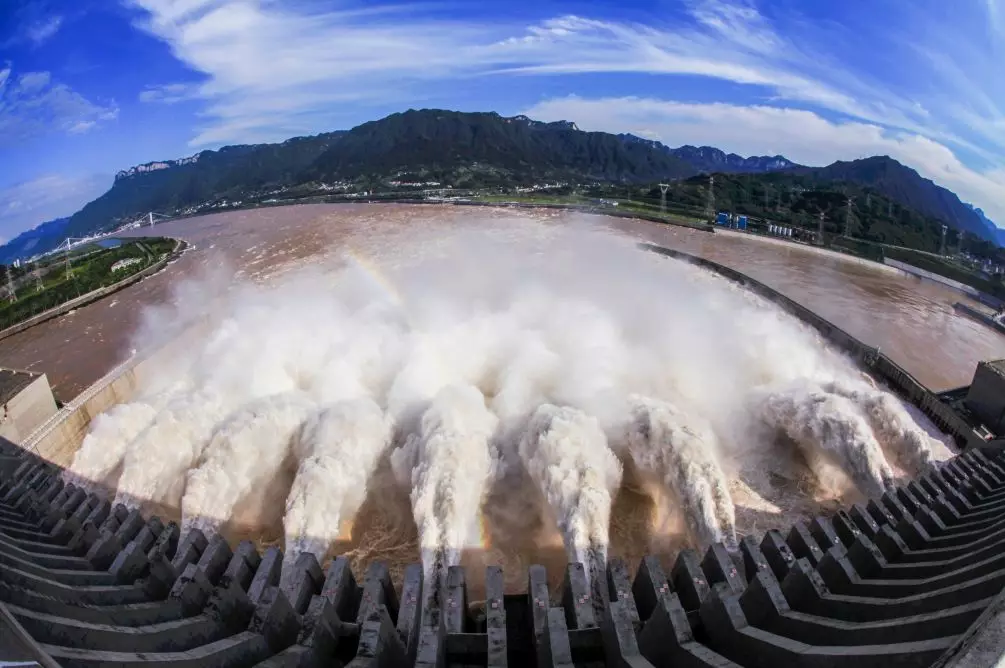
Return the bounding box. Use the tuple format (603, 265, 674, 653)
(0, 203, 1001, 401)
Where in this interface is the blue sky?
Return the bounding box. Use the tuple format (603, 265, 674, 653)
(0, 0, 1003, 242)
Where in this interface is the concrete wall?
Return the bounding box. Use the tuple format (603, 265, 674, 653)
(883, 258, 1004, 310)
(20, 322, 198, 468)
(641, 242, 983, 450)
(24, 366, 140, 468)
(964, 363, 1005, 434)
(0, 374, 57, 444)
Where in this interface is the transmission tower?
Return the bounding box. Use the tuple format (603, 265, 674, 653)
(940, 225, 948, 256)
(659, 183, 669, 215)
(64, 247, 72, 281)
(704, 175, 716, 224)
(844, 196, 854, 237)
(32, 262, 43, 292)
(5, 266, 15, 304)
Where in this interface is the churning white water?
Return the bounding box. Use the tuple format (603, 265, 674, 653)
(284, 397, 392, 567)
(65, 215, 949, 594)
(519, 404, 622, 592)
(623, 395, 736, 549)
(391, 384, 499, 593)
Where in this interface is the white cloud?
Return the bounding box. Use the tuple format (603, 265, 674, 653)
(25, 15, 63, 45)
(523, 95, 1005, 226)
(127, 0, 922, 147)
(0, 173, 112, 240)
(124, 0, 1002, 223)
(139, 82, 199, 104)
(0, 64, 119, 142)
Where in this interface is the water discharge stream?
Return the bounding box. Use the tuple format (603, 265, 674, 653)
(58, 210, 956, 598)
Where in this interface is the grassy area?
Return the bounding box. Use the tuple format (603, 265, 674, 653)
(469, 193, 709, 229)
(0, 237, 176, 330)
(470, 193, 591, 206)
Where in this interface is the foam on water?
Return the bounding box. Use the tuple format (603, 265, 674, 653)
(67, 215, 951, 587)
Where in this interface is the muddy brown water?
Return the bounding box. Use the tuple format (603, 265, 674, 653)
(4, 204, 999, 401)
(4, 203, 1000, 593)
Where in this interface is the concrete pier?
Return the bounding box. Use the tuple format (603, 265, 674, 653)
(1, 438, 1005, 666)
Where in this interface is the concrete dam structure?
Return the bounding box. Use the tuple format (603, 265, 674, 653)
(3, 219, 1005, 666)
(2, 437, 1005, 667)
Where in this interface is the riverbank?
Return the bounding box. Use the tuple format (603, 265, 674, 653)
(0, 238, 186, 343)
(640, 242, 987, 451)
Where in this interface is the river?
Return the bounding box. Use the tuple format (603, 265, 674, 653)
(2, 203, 998, 402)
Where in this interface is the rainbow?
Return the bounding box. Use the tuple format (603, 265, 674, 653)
(340, 248, 403, 306)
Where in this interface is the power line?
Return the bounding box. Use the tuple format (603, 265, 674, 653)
(5, 266, 15, 304)
(704, 175, 715, 225)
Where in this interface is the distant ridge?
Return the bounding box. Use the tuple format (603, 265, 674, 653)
(0, 217, 70, 264)
(25, 108, 995, 249)
(791, 156, 992, 240)
(619, 134, 800, 173)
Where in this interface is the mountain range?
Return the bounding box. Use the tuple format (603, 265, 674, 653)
(791, 157, 994, 240)
(0, 217, 69, 265)
(619, 134, 799, 174)
(965, 204, 1005, 246)
(8, 108, 1000, 260)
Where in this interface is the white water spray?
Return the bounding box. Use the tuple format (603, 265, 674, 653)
(65, 402, 158, 493)
(113, 390, 231, 512)
(284, 397, 393, 565)
(71, 215, 949, 573)
(758, 381, 895, 497)
(519, 404, 622, 587)
(823, 380, 939, 474)
(623, 395, 736, 549)
(181, 392, 315, 539)
(390, 384, 499, 587)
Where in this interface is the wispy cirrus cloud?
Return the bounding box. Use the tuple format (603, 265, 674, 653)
(138, 82, 199, 104)
(24, 14, 62, 45)
(125, 0, 1001, 220)
(0, 65, 118, 143)
(126, 0, 941, 144)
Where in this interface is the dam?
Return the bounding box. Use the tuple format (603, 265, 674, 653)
(0, 204, 1003, 666)
(0, 204, 1000, 401)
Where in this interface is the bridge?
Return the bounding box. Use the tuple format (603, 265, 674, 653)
(36, 212, 172, 263)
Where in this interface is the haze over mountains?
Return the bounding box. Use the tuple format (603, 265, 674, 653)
(4, 109, 1000, 263)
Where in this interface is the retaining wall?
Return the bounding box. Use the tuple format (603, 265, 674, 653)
(0, 374, 58, 445)
(641, 243, 984, 450)
(20, 319, 202, 469)
(884, 259, 1004, 309)
(5, 422, 1005, 666)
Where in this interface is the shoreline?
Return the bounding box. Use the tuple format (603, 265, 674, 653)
(0, 237, 187, 344)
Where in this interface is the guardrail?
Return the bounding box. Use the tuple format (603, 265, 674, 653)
(640, 242, 984, 450)
(14, 238, 186, 456)
(19, 352, 138, 455)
